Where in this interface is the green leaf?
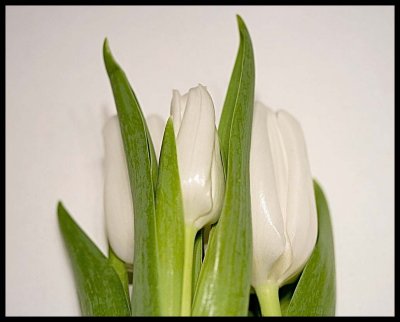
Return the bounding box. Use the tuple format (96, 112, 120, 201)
(57, 202, 131, 316)
(192, 15, 255, 316)
(192, 229, 203, 296)
(218, 16, 252, 171)
(285, 180, 336, 316)
(103, 39, 159, 316)
(155, 118, 185, 315)
(108, 246, 130, 301)
(279, 279, 298, 316)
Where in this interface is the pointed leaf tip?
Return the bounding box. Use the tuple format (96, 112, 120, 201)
(57, 201, 63, 212)
(57, 202, 131, 316)
(166, 116, 174, 131)
(236, 14, 244, 25)
(236, 15, 248, 33)
(57, 201, 67, 221)
(103, 38, 119, 75)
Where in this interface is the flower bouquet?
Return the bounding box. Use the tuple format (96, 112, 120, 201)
(57, 15, 335, 316)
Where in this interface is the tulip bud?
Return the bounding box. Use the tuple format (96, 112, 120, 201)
(103, 115, 165, 264)
(250, 102, 318, 315)
(170, 84, 224, 230)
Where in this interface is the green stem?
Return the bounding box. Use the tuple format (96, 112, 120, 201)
(255, 283, 282, 316)
(181, 225, 197, 316)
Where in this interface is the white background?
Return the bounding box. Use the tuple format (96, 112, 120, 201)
(6, 6, 394, 316)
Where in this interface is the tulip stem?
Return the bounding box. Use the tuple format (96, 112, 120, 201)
(181, 225, 197, 316)
(255, 283, 282, 316)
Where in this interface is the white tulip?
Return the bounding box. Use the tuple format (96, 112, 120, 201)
(250, 102, 318, 315)
(171, 84, 224, 230)
(170, 84, 225, 315)
(103, 115, 165, 264)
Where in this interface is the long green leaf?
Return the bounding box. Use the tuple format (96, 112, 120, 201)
(103, 39, 159, 316)
(57, 202, 131, 316)
(192, 15, 255, 316)
(155, 118, 184, 315)
(285, 180, 336, 316)
(218, 16, 249, 170)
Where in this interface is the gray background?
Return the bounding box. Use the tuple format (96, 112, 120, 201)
(6, 6, 394, 316)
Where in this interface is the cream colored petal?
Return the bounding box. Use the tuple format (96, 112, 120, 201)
(170, 90, 183, 134)
(170, 89, 189, 137)
(176, 85, 215, 227)
(193, 129, 225, 229)
(250, 102, 287, 287)
(103, 116, 134, 264)
(266, 106, 289, 224)
(180, 93, 188, 120)
(276, 110, 318, 285)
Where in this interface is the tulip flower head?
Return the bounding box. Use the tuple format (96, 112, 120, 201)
(170, 84, 224, 230)
(250, 102, 318, 315)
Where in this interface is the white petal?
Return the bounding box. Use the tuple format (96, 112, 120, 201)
(250, 102, 287, 287)
(266, 106, 289, 224)
(146, 114, 165, 159)
(180, 93, 188, 120)
(170, 90, 183, 134)
(176, 84, 215, 227)
(193, 129, 225, 229)
(276, 110, 318, 284)
(170, 90, 188, 136)
(103, 116, 134, 264)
